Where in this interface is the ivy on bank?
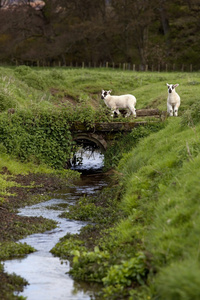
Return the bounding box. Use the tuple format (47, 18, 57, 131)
(0, 108, 75, 169)
(0, 97, 118, 169)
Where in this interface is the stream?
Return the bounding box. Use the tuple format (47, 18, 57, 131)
(4, 151, 108, 300)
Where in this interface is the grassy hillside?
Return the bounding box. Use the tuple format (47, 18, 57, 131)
(0, 65, 199, 112)
(1, 66, 198, 196)
(1, 66, 200, 299)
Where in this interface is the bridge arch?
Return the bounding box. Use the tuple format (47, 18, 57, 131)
(73, 133, 107, 152)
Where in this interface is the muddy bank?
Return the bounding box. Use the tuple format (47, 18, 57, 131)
(3, 171, 111, 300)
(0, 172, 75, 299)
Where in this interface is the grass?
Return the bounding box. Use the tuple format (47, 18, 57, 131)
(107, 116, 200, 298)
(1, 65, 200, 113)
(1, 66, 200, 299)
(0, 152, 79, 202)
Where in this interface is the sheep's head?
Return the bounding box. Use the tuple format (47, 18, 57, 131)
(101, 89, 112, 99)
(167, 83, 179, 93)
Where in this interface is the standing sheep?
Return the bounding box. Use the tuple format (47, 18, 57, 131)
(101, 89, 137, 117)
(166, 83, 181, 116)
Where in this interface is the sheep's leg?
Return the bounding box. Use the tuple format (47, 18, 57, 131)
(167, 103, 173, 116)
(127, 106, 136, 118)
(174, 109, 178, 117)
(111, 108, 120, 117)
(174, 104, 179, 117)
(125, 110, 131, 118)
(131, 107, 136, 117)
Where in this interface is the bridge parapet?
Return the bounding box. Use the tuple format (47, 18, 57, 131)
(70, 109, 165, 132)
(70, 108, 166, 151)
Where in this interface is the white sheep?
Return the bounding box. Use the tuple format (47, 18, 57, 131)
(101, 89, 136, 117)
(166, 83, 181, 116)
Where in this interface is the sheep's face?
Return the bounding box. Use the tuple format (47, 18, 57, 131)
(101, 90, 112, 99)
(167, 83, 179, 94)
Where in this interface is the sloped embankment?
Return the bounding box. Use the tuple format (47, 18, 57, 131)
(54, 104, 200, 299)
(109, 109, 200, 299)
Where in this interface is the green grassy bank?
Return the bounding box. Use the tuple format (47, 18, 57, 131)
(1, 66, 200, 299)
(51, 113, 200, 299)
(115, 115, 200, 299)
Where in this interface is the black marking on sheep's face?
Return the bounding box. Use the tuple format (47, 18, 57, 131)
(167, 84, 175, 93)
(101, 90, 111, 99)
(101, 90, 108, 99)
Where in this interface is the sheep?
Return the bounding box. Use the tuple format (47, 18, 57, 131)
(166, 83, 181, 116)
(101, 89, 136, 117)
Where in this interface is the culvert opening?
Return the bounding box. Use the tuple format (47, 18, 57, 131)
(70, 139, 104, 173)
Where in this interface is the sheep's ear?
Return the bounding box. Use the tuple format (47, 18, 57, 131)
(174, 84, 179, 88)
(166, 83, 169, 87)
(108, 89, 112, 94)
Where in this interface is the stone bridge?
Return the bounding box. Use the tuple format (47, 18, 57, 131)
(70, 109, 166, 152)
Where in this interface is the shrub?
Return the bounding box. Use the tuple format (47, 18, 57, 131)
(103, 252, 147, 287)
(14, 65, 32, 76)
(0, 109, 74, 169)
(69, 246, 110, 282)
(102, 252, 148, 299)
(0, 88, 15, 112)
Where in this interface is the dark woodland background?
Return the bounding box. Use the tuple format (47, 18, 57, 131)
(0, 0, 200, 69)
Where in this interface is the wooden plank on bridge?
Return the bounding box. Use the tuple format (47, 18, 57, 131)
(71, 109, 166, 133)
(136, 108, 161, 117)
(92, 122, 147, 132)
(72, 120, 159, 133)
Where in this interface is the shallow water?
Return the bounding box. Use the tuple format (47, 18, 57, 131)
(4, 151, 107, 300)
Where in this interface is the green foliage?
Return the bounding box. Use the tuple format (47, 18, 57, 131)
(0, 88, 14, 112)
(104, 122, 165, 170)
(69, 246, 110, 282)
(103, 252, 147, 286)
(0, 242, 35, 260)
(14, 65, 32, 76)
(102, 252, 147, 299)
(155, 260, 200, 300)
(0, 175, 20, 197)
(181, 99, 200, 127)
(22, 72, 51, 91)
(111, 118, 200, 298)
(0, 109, 74, 168)
(0, 267, 28, 300)
(14, 66, 51, 90)
(1, 68, 200, 299)
(60, 194, 118, 223)
(62, 115, 200, 299)
(51, 234, 87, 259)
(49, 69, 65, 81)
(60, 200, 103, 222)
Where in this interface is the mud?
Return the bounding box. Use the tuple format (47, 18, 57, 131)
(0, 171, 72, 298)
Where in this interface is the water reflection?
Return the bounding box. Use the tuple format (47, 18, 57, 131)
(71, 149, 104, 172)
